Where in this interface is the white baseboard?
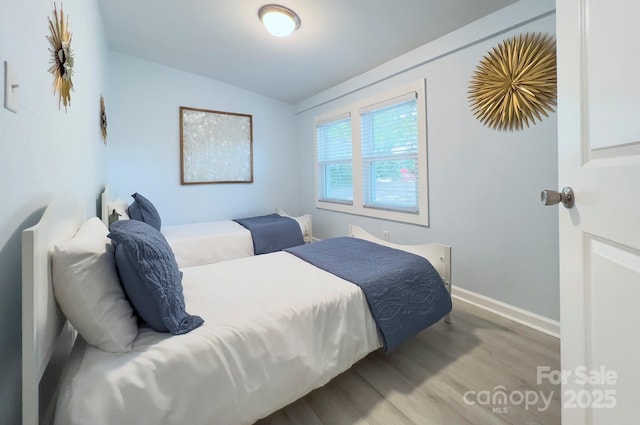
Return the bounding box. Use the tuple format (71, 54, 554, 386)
(451, 286, 560, 339)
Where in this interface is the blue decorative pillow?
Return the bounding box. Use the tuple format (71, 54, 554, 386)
(108, 220, 203, 334)
(128, 193, 162, 231)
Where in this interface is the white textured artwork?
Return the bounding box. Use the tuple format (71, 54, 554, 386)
(180, 107, 253, 184)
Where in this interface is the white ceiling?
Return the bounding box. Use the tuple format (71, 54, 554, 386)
(98, 0, 517, 104)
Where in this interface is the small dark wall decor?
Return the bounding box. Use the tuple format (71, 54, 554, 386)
(100, 95, 107, 144)
(180, 106, 253, 184)
(468, 32, 557, 131)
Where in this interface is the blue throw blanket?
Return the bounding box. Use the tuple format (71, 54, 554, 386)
(234, 213, 304, 255)
(286, 237, 452, 352)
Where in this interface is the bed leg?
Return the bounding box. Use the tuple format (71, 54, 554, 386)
(444, 279, 452, 324)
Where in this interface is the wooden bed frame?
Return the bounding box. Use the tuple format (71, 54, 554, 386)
(23, 195, 452, 425)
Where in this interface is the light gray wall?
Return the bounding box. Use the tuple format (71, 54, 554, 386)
(294, 3, 559, 320)
(106, 52, 300, 225)
(0, 1, 109, 422)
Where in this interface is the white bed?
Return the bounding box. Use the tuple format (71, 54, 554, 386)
(23, 193, 451, 425)
(101, 188, 313, 267)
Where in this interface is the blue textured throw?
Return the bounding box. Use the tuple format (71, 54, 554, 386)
(234, 213, 304, 255)
(286, 237, 452, 352)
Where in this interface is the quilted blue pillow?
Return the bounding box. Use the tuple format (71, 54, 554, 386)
(108, 220, 203, 334)
(128, 193, 162, 231)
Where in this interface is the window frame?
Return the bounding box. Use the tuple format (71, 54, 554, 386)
(314, 80, 429, 226)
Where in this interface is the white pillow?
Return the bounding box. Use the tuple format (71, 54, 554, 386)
(107, 199, 130, 220)
(52, 217, 137, 352)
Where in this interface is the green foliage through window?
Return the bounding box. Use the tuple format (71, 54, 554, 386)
(361, 98, 419, 212)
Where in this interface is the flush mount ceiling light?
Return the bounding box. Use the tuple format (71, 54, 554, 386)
(258, 4, 301, 37)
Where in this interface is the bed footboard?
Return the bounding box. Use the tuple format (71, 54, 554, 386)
(348, 224, 452, 324)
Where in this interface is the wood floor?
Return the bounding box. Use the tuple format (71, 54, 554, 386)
(256, 299, 561, 425)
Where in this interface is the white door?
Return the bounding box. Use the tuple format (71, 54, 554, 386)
(556, 0, 640, 423)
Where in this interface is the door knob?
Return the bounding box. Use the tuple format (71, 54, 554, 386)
(541, 187, 574, 208)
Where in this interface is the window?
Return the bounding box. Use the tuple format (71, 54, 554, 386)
(314, 80, 428, 226)
(316, 114, 353, 204)
(361, 95, 418, 213)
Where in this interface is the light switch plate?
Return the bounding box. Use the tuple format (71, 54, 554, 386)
(4, 61, 18, 113)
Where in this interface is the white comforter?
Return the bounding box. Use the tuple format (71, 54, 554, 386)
(162, 220, 254, 267)
(54, 252, 381, 425)
(162, 218, 308, 268)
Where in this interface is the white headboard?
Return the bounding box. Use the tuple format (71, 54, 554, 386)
(22, 193, 85, 425)
(100, 186, 114, 227)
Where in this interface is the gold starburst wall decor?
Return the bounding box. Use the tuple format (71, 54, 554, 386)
(100, 95, 108, 144)
(468, 33, 556, 131)
(47, 3, 74, 111)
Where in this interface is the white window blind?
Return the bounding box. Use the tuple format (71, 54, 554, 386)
(360, 95, 419, 213)
(316, 114, 353, 204)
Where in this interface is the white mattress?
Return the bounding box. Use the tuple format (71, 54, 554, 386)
(162, 220, 254, 267)
(54, 252, 381, 425)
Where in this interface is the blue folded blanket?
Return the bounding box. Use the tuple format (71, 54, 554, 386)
(286, 237, 452, 352)
(234, 213, 304, 255)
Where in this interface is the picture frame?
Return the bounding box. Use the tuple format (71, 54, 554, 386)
(180, 106, 254, 184)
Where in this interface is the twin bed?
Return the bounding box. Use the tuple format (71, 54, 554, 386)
(23, 193, 452, 425)
(100, 188, 313, 267)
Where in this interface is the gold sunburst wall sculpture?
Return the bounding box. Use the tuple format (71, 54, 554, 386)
(468, 32, 557, 131)
(100, 95, 108, 144)
(47, 3, 74, 111)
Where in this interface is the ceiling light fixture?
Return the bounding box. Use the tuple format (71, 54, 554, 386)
(258, 4, 301, 37)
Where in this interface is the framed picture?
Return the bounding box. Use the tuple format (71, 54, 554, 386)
(180, 106, 253, 184)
